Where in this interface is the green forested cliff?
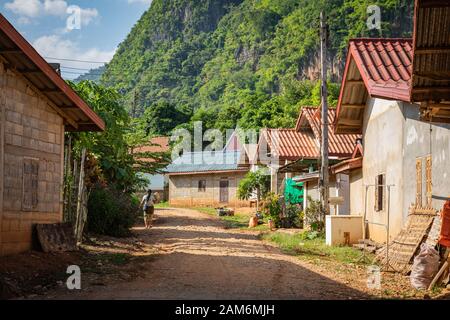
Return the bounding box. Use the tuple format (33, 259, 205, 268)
(101, 0, 413, 135)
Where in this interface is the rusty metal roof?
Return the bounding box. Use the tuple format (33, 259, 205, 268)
(335, 38, 413, 133)
(134, 136, 170, 154)
(296, 107, 360, 157)
(411, 0, 450, 122)
(0, 14, 105, 132)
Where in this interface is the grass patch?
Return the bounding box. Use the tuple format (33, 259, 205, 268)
(262, 231, 374, 266)
(154, 201, 170, 208)
(194, 207, 269, 231)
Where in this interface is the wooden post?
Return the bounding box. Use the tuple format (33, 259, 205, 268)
(320, 11, 330, 217)
(75, 148, 86, 244)
(0, 91, 5, 250)
(63, 135, 72, 222)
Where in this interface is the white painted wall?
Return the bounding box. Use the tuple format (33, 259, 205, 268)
(356, 98, 450, 244)
(349, 168, 364, 216)
(362, 98, 405, 243)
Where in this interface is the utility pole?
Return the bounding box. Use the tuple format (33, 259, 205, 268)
(320, 11, 330, 217)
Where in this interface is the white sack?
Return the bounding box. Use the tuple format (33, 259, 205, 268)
(410, 243, 440, 290)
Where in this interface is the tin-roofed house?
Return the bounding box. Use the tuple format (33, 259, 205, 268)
(165, 149, 251, 207)
(0, 15, 105, 256)
(333, 0, 450, 243)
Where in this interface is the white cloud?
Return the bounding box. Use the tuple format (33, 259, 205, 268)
(17, 16, 32, 25)
(43, 0, 68, 16)
(79, 7, 98, 26)
(4, 0, 43, 17)
(33, 34, 115, 78)
(4, 0, 99, 27)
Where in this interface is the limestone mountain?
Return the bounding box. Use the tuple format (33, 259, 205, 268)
(101, 0, 413, 135)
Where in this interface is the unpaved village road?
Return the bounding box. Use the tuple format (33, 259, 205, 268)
(44, 208, 371, 300)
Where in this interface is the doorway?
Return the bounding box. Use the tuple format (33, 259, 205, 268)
(220, 180, 229, 203)
(336, 173, 350, 215)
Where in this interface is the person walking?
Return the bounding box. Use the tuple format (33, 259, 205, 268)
(141, 189, 156, 229)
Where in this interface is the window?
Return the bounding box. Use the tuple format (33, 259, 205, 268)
(23, 158, 39, 211)
(198, 180, 206, 192)
(375, 174, 385, 212)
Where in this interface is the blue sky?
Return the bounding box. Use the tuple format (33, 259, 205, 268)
(0, 0, 152, 78)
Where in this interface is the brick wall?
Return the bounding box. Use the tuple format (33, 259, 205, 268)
(0, 61, 64, 256)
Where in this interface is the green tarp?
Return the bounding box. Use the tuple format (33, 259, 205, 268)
(284, 178, 304, 205)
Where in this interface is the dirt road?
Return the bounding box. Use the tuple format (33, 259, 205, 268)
(43, 208, 371, 300)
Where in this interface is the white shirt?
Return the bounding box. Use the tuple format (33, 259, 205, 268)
(142, 194, 155, 207)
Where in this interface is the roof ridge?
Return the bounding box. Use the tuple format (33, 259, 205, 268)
(349, 38, 413, 42)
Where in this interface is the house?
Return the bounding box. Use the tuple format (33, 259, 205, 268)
(257, 107, 358, 213)
(0, 15, 105, 256)
(165, 132, 251, 207)
(133, 136, 170, 201)
(333, 0, 450, 243)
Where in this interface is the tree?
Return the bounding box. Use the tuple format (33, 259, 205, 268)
(142, 100, 192, 136)
(68, 81, 142, 192)
(237, 169, 270, 212)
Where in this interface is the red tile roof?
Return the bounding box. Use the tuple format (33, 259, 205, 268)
(296, 107, 360, 157)
(335, 38, 413, 133)
(348, 38, 413, 102)
(263, 128, 318, 160)
(133, 136, 170, 163)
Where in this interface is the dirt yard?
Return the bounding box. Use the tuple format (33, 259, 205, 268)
(2, 207, 448, 300)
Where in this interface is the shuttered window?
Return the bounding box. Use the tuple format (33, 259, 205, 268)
(23, 158, 39, 211)
(416, 158, 422, 206)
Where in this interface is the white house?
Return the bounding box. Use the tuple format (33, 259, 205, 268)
(333, 1, 450, 243)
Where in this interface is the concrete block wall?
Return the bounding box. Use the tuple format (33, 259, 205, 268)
(0, 61, 65, 256)
(168, 172, 250, 208)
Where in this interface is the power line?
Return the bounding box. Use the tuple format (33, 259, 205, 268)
(61, 70, 104, 76)
(44, 56, 109, 64)
(61, 66, 99, 71)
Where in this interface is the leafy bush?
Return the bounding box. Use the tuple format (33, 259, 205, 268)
(87, 184, 139, 237)
(284, 203, 304, 228)
(261, 192, 282, 227)
(237, 169, 270, 202)
(304, 196, 324, 232)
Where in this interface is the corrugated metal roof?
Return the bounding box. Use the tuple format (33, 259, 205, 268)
(411, 0, 450, 102)
(133, 136, 170, 164)
(165, 151, 246, 174)
(298, 107, 360, 157)
(411, 0, 450, 123)
(0, 14, 104, 132)
(263, 128, 319, 160)
(134, 137, 170, 154)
